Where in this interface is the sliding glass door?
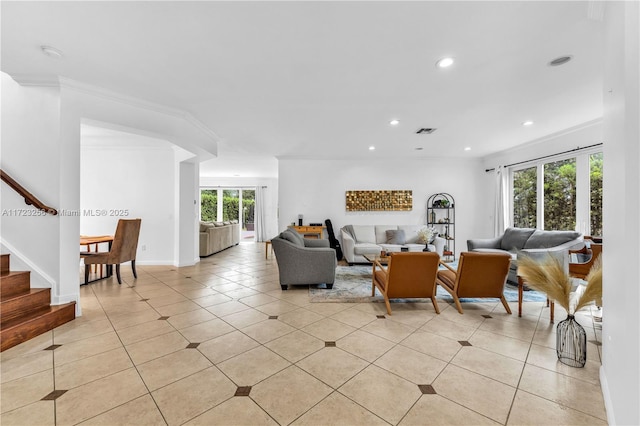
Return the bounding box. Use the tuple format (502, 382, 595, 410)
(200, 188, 256, 241)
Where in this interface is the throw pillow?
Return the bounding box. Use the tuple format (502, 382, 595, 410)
(386, 230, 406, 245)
(200, 222, 217, 232)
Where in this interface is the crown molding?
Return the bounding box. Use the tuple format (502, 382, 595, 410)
(9, 74, 61, 87)
(7, 73, 221, 144)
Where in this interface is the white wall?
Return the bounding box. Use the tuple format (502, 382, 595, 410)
(1, 74, 62, 289)
(277, 157, 488, 258)
(177, 161, 199, 266)
(199, 176, 279, 241)
(600, 2, 639, 424)
(80, 145, 176, 265)
(1, 72, 217, 314)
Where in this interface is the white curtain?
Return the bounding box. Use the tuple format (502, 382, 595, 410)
(254, 186, 267, 242)
(494, 166, 510, 237)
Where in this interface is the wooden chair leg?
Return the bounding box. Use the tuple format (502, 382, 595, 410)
(116, 264, 122, 284)
(431, 296, 440, 314)
(84, 264, 90, 285)
(131, 260, 137, 279)
(452, 294, 464, 314)
(517, 276, 524, 317)
(500, 295, 512, 314)
(383, 294, 392, 315)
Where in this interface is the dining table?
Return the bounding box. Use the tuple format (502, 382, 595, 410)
(80, 235, 114, 284)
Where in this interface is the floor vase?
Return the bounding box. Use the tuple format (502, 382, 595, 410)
(556, 314, 587, 367)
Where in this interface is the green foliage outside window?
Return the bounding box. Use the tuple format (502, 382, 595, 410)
(590, 153, 603, 236)
(200, 190, 217, 222)
(512, 152, 603, 235)
(544, 159, 576, 231)
(200, 189, 255, 225)
(513, 167, 537, 228)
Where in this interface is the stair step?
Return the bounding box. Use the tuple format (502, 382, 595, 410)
(0, 271, 31, 297)
(1, 288, 52, 325)
(1, 302, 76, 352)
(1, 254, 9, 274)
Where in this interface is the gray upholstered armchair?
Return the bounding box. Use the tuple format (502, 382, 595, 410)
(271, 229, 337, 290)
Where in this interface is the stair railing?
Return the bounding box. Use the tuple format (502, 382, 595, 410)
(1, 169, 58, 215)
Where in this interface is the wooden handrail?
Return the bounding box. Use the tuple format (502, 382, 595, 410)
(1, 169, 58, 215)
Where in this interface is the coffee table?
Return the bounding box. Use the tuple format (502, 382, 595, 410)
(363, 253, 390, 265)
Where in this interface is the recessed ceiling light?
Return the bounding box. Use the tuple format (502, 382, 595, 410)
(415, 147, 424, 151)
(548, 55, 573, 66)
(369, 146, 375, 151)
(41, 45, 63, 59)
(436, 57, 454, 68)
(389, 119, 400, 126)
(464, 147, 471, 151)
(522, 121, 534, 126)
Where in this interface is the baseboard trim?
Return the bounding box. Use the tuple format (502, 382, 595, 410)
(600, 365, 616, 425)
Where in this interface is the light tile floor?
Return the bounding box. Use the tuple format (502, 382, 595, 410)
(0, 243, 607, 425)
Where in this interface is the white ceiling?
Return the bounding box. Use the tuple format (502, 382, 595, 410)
(1, 1, 604, 173)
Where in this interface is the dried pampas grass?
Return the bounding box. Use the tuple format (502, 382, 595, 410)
(574, 255, 603, 313)
(517, 255, 572, 312)
(517, 253, 603, 314)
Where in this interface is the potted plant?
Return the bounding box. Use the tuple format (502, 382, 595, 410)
(518, 254, 602, 367)
(418, 226, 437, 252)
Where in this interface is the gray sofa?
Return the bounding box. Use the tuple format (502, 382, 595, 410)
(340, 225, 446, 264)
(271, 229, 336, 290)
(467, 227, 584, 284)
(199, 221, 240, 257)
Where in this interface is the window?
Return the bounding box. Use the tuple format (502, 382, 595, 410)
(513, 167, 537, 228)
(510, 150, 602, 235)
(590, 153, 603, 236)
(544, 158, 576, 231)
(200, 190, 217, 222)
(200, 188, 256, 240)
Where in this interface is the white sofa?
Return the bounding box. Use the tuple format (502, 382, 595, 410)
(199, 220, 240, 257)
(341, 225, 446, 264)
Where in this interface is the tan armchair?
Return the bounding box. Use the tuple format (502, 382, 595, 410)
(569, 237, 602, 279)
(436, 252, 512, 314)
(372, 252, 440, 315)
(82, 219, 142, 285)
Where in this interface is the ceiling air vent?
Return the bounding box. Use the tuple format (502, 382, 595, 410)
(416, 128, 436, 134)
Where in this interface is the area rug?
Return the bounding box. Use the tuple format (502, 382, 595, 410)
(309, 265, 548, 304)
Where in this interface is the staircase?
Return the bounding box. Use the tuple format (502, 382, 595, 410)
(1, 254, 75, 352)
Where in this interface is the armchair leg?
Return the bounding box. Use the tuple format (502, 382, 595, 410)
(383, 295, 392, 315)
(131, 260, 137, 279)
(452, 295, 464, 314)
(116, 264, 122, 284)
(326, 283, 333, 289)
(281, 284, 288, 290)
(430, 296, 440, 314)
(500, 295, 512, 314)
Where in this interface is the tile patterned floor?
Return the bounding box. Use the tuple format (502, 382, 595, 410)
(0, 243, 607, 425)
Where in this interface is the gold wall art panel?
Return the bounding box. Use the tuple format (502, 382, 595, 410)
(345, 190, 413, 211)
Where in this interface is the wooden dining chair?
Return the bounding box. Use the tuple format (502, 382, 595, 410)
(82, 219, 142, 285)
(436, 252, 512, 314)
(372, 252, 441, 315)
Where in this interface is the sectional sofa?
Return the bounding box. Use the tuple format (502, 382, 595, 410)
(467, 227, 584, 284)
(341, 225, 446, 264)
(199, 220, 240, 257)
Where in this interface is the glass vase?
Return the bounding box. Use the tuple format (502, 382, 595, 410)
(556, 314, 587, 367)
